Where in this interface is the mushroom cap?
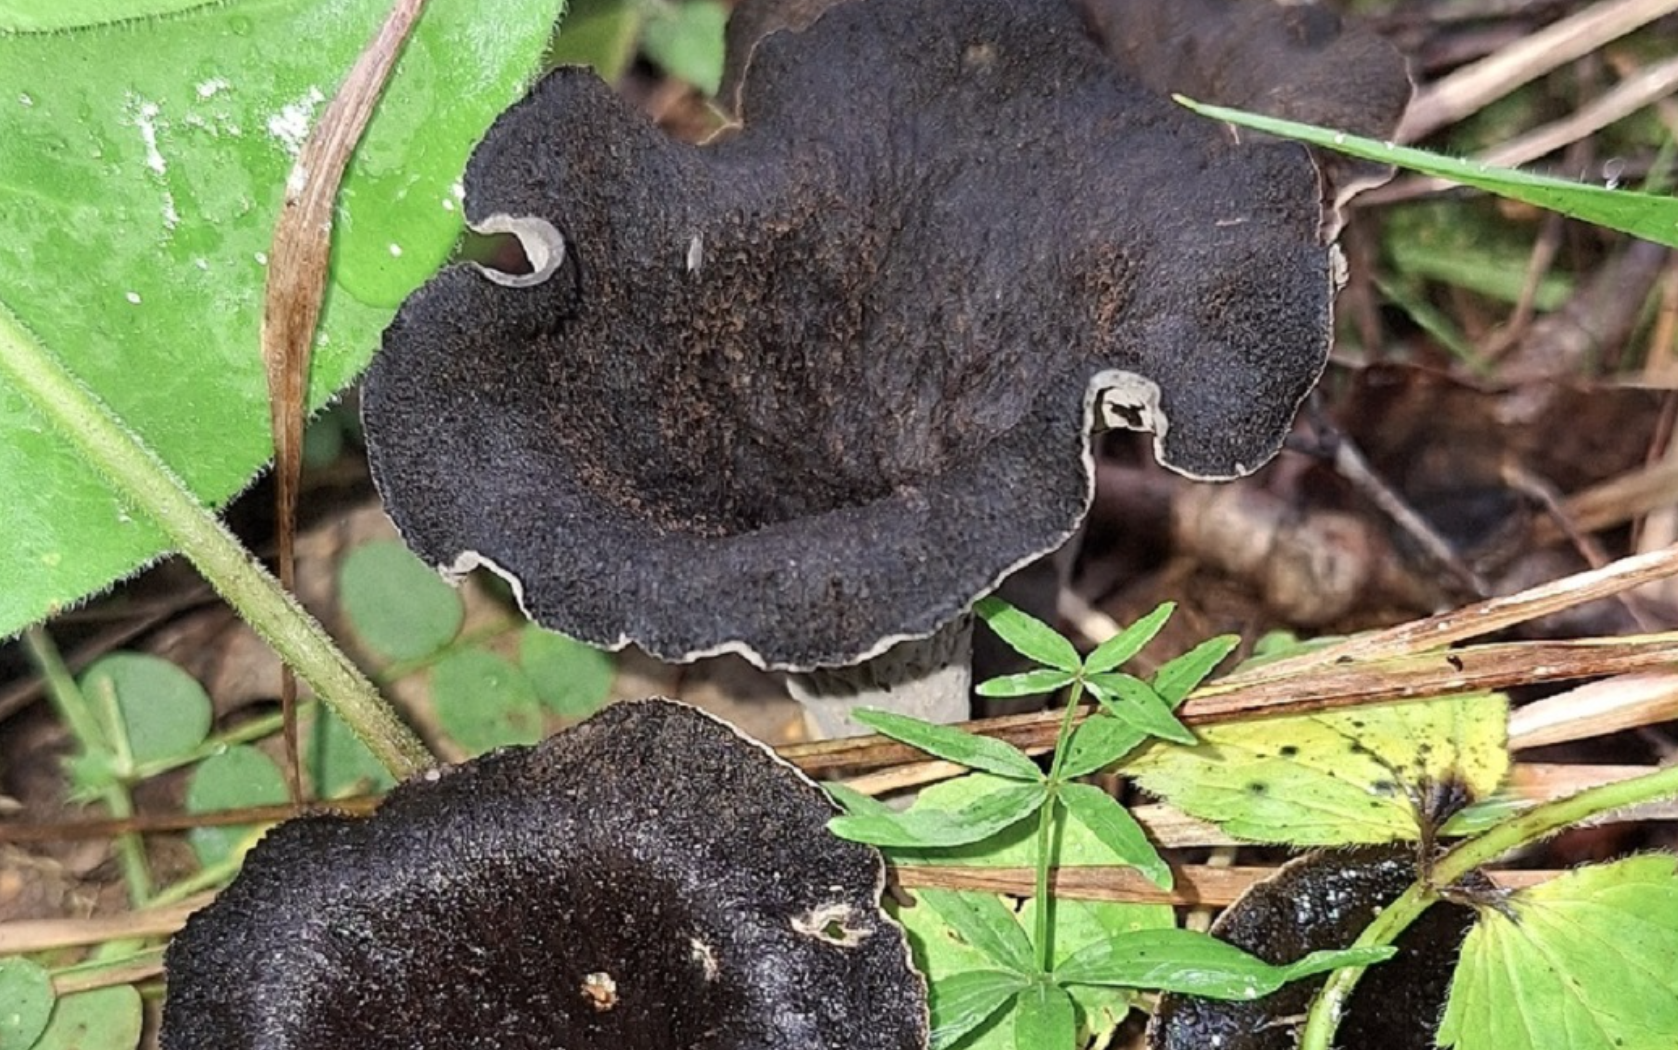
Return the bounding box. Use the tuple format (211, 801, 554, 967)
(162, 700, 927, 1050)
(361, 0, 1408, 670)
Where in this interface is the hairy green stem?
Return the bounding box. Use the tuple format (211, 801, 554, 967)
(1034, 682, 1089, 973)
(0, 301, 432, 778)
(1299, 760, 1678, 1050)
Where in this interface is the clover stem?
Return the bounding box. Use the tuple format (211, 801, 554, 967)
(0, 302, 433, 779)
(1298, 760, 1678, 1050)
(1034, 678, 1088, 974)
(24, 626, 154, 905)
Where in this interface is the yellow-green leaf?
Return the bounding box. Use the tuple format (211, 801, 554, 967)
(1125, 694, 1509, 844)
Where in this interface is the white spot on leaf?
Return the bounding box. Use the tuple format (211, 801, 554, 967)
(267, 86, 325, 156)
(127, 94, 181, 230)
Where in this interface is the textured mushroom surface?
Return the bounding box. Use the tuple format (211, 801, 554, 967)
(1149, 846, 1478, 1050)
(362, 0, 1409, 669)
(162, 700, 926, 1050)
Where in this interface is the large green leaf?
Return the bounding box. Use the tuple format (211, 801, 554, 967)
(1125, 694, 1509, 845)
(0, 0, 564, 637)
(0, 1, 213, 32)
(1439, 854, 1678, 1050)
(917, 888, 1036, 975)
(1012, 983, 1075, 1050)
(894, 892, 1169, 1050)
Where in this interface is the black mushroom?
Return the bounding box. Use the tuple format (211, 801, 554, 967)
(1149, 846, 1481, 1050)
(361, 0, 1410, 733)
(162, 699, 927, 1049)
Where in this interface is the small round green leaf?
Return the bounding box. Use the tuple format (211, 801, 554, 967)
(429, 649, 544, 754)
(185, 745, 290, 867)
(546, 0, 643, 82)
(641, 0, 728, 95)
(79, 652, 211, 767)
(32, 985, 143, 1050)
(308, 705, 397, 798)
(0, 956, 53, 1049)
(518, 625, 615, 718)
(338, 540, 465, 662)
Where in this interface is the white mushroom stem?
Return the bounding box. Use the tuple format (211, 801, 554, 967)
(783, 616, 974, 739)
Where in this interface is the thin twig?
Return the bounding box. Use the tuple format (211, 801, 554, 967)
(897, 864, 1556, 907)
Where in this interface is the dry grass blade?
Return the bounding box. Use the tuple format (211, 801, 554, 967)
(0, 896, 212, 954)
(1373, 52, 1678, 205)
(1509, 673, 1678, 748)
(262, 0, 430, 802)
(896, 864, 1557, 907)
(0, 867, 1563, 951)
(1215, 543, 1678, 685)
(1398, 0, 1678, 142)
(1185, 633, 1678, 720)
(53, 953, 166, 996)
(1534, 456, 1678, 545)
(783, 631, 1678, 774)
(0, 798, 379, 844)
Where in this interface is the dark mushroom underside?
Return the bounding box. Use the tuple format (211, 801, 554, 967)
(1148, 846, 1479, 1050)
(163, 701, 925, 1050)
(363, 0, 1407, 669)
